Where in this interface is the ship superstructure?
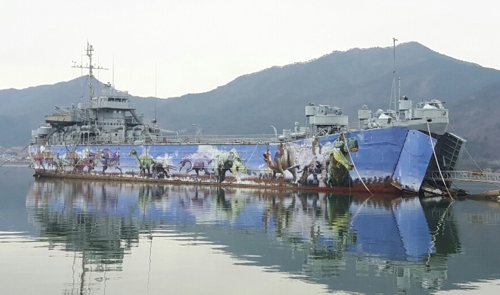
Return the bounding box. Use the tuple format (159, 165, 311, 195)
(28, 42, 466, 197)
(33, 43, 164, 146)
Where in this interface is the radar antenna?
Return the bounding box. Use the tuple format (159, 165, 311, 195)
(72, 42, 108, 100)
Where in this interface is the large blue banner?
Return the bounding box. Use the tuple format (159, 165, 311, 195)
(29, 126, 432, 192)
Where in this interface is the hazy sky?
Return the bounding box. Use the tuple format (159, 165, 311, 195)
(1, 0, 498, 98)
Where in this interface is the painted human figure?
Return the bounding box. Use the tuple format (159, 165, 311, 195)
(312, 136, 323, 156)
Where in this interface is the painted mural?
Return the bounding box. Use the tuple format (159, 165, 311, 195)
(28, 126, 436, 193)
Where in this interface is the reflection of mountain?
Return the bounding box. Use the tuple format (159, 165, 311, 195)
(25, 179, 461, 294)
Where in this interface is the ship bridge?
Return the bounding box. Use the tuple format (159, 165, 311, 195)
(90, 95, 131, 110)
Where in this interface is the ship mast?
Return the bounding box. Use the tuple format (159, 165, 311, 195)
(72, 42, 108, 100)
(389, 37, 398, 112)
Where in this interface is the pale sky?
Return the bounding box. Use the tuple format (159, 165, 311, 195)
(1, 0, 499, 98)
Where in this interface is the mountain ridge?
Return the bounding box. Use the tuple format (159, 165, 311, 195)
(1, 42, 499, 168)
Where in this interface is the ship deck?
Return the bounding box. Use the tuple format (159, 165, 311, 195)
(33, 169, 408, 196)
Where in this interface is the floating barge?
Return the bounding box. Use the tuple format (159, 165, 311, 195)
(28, 42, 466, 197)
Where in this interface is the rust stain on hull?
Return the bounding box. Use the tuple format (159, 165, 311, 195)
(33, 170, 410, 196)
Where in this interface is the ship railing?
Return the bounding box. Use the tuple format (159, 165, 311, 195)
(63, 133, 282, 145)
(347, 122, 360, 131)
(426, 170, 500, 184)
(166, 134, 280, 145)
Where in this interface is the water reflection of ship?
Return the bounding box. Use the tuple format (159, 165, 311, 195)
(26, 180, 146, 294)
(25, 179, 461, 294)
(300, 194, 461, 293)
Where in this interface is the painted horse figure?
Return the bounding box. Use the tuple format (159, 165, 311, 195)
(151, 162, 175, 178)
(179, 153, 213, 176)
(291, 138, 329, 186)
(263, 143, 297, 182)
(214, 149, 247, 183)
(99, 148, 122, 174)
(67, 148, 98, 173)
(31, 151, 45, 170)
(30, 145, 51, 170)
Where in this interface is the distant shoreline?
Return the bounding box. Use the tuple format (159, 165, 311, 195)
(0, 163, 30, 168)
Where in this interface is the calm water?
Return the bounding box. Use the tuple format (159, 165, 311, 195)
(1, 167, 499, 295)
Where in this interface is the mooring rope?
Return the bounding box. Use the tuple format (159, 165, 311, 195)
(426, 200, 454, 266)
(349, 194, 372, 228)
(0, 144, 30, 173)
(446, 124, 482, 170)
(343, 133, 373, 196)
(426, 122, 454, 200)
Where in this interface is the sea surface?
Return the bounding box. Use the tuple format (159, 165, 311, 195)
(1, 166, 499, 295)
